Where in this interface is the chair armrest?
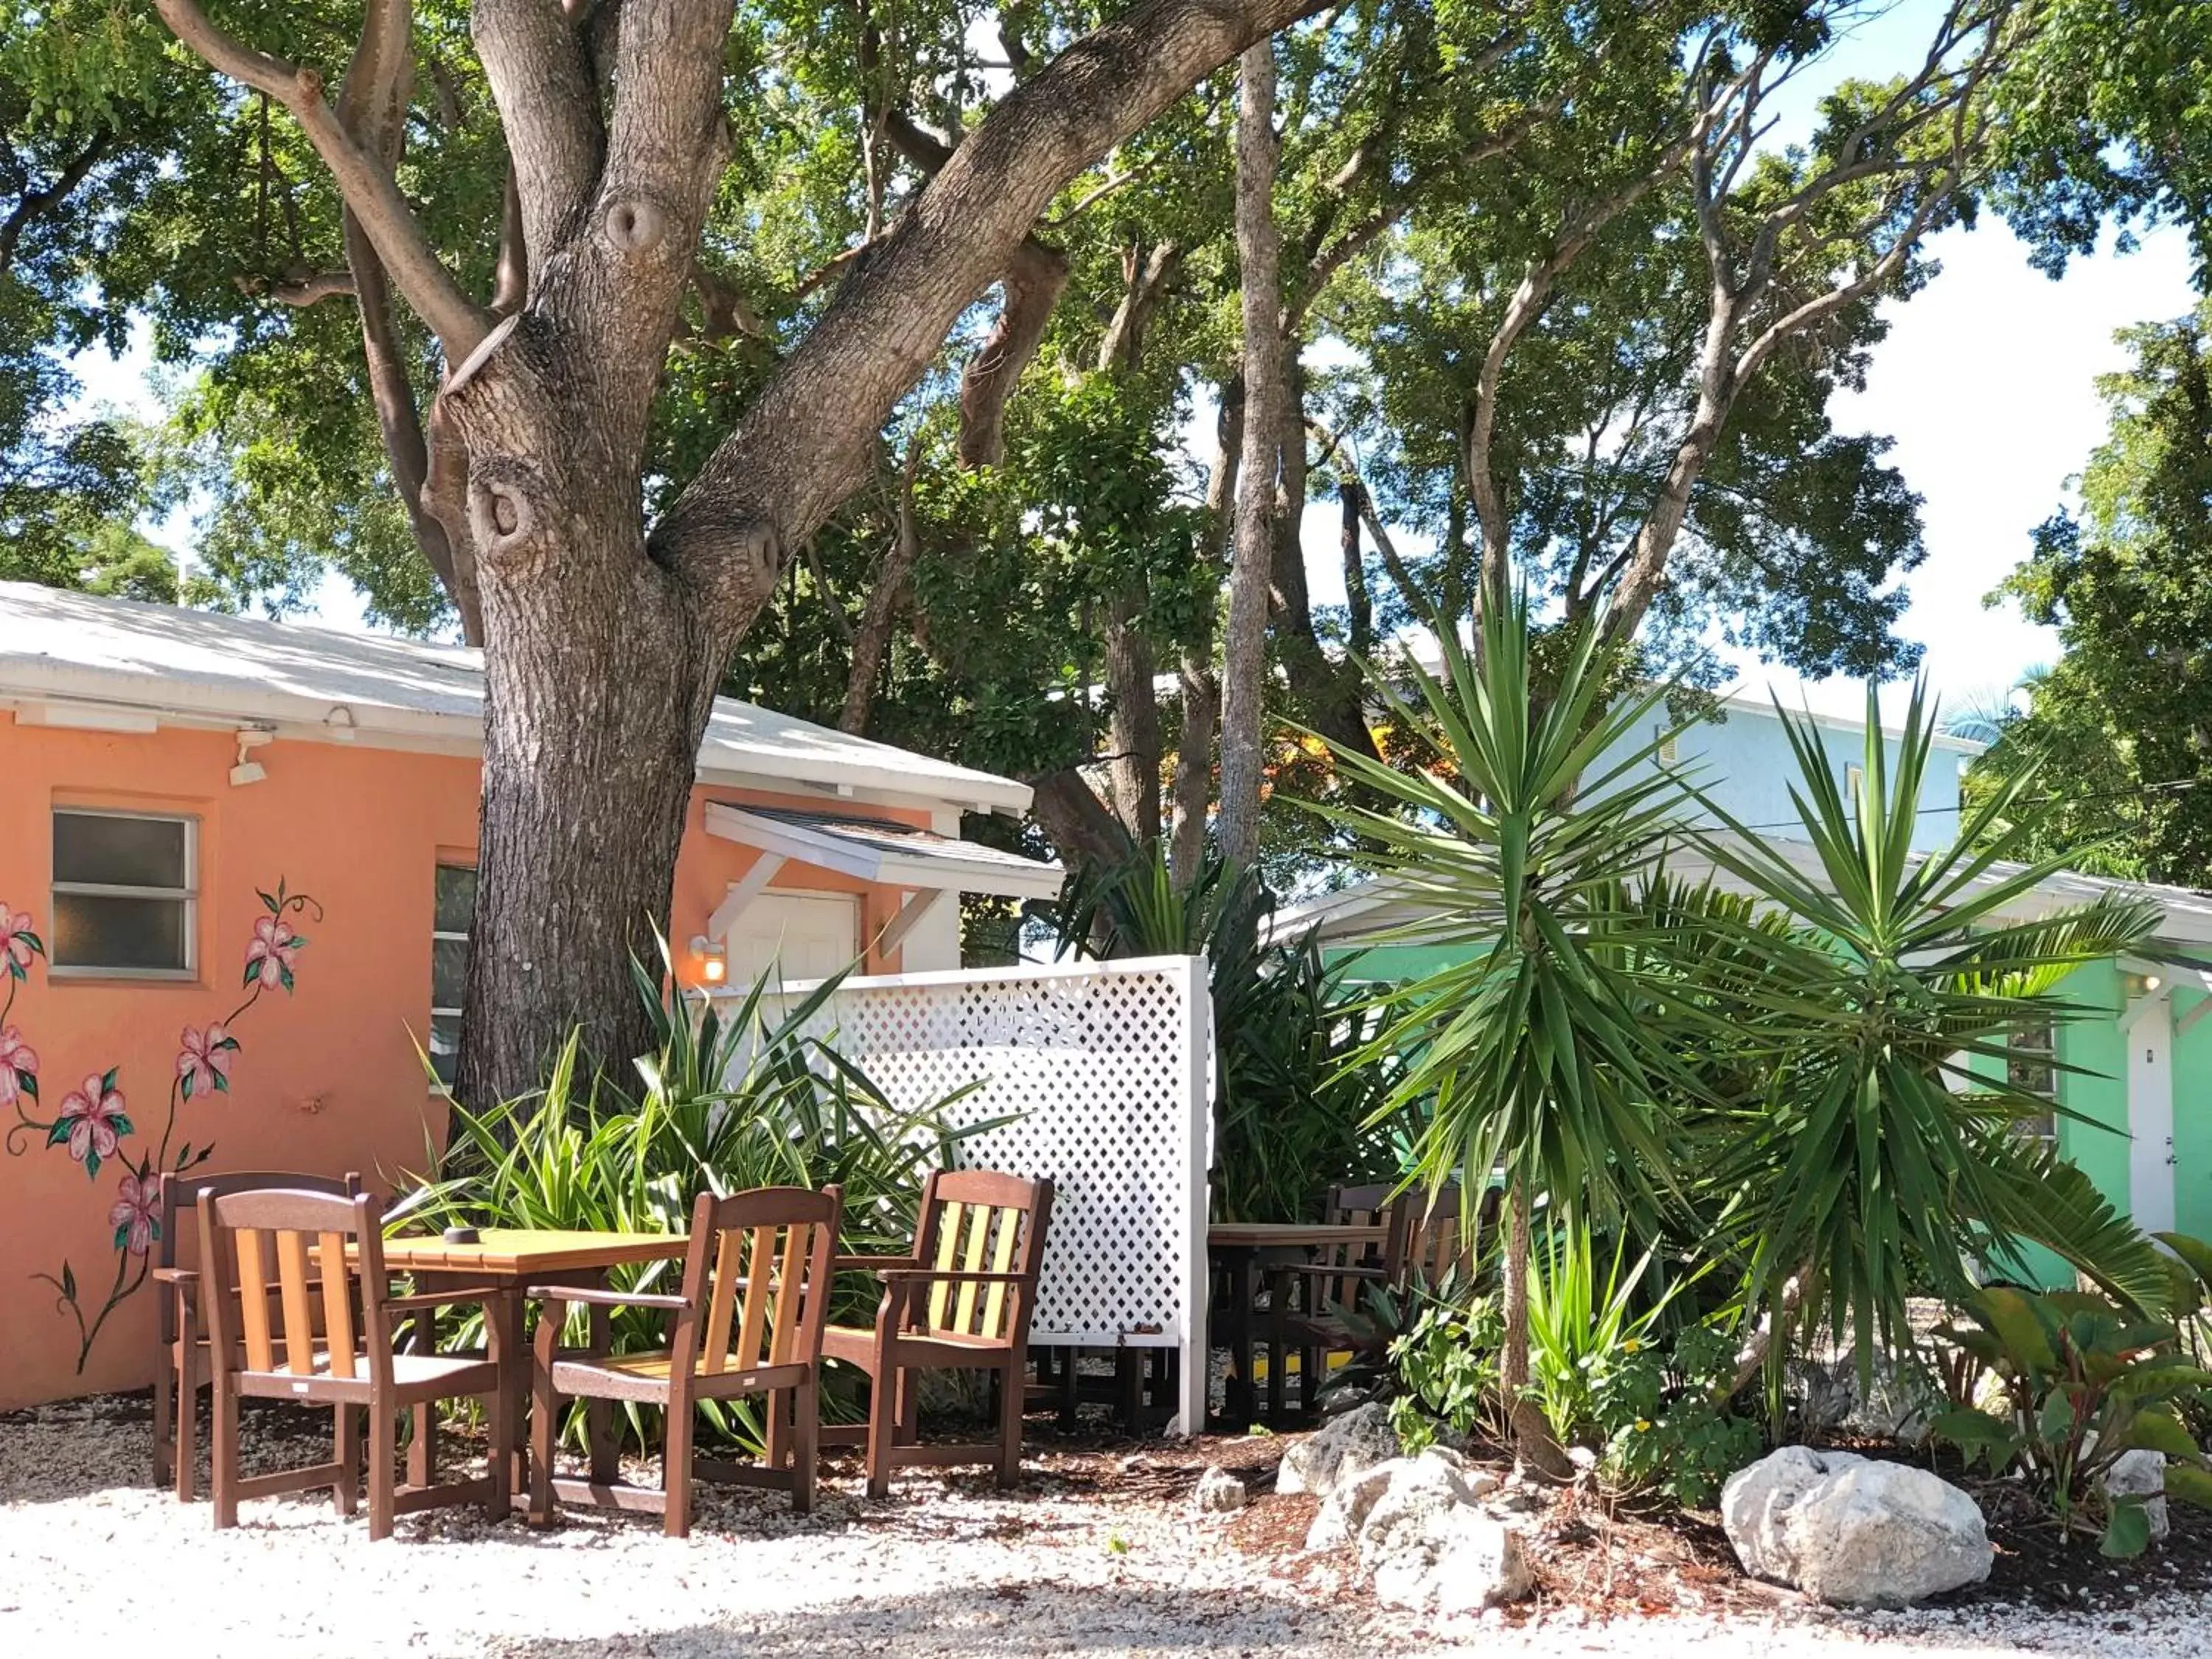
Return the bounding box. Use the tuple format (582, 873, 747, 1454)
(381, 1285, 508, 1312)
(525, 1284, 691, 1311)
(871, 1268, 1026, 1286)
(153, 1266, 198, 1287)
(1262, 1263, 1389, 1284)
(832, 1253, 919, 1272)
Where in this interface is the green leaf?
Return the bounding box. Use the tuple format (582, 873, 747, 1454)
(2121, 1406, 2200, 1458)
(2163, 1464, 2212, 1510)
(2101, 1499, 2152, 1558)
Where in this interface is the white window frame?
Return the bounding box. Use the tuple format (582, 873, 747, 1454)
(429, 863, 475, 1085)
(2009, 1018, 2059, 1144)
(49, 807, 199, 981)
(1845, 762, 1865, 806)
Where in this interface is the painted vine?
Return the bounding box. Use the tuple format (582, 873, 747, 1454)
(3, 881, 321, 1371)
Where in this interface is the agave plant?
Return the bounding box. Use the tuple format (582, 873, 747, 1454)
(1310, 584, 1704, 1425)
(1691, 681, 2163, 1382)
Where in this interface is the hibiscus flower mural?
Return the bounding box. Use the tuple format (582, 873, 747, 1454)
(11, 883, 322, 1371)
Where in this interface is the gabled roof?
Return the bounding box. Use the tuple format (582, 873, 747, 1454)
(0, 582, 1032, 814)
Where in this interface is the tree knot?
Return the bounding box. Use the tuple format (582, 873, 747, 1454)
(601, 197, 673, 260)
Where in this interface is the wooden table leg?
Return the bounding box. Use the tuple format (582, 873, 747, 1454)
(492, 1287, 528, 1498)
(1222, 1248, 1256, 1427)
(407, 1273, 439, 1489)
(587, 1295, 616, 1485)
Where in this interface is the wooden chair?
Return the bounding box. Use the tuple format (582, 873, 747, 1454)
(195, 1186, 511, 1540)
(1272, 1183, 1492, 1414)
(526, 1185, 842, 1537)
(824, 1169, 1054, 1498)
(153, 1169, 364, 1500)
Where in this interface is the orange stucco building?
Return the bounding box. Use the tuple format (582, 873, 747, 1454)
(0, 583, 1060, 1409)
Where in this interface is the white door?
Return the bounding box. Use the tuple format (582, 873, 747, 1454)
(724, 891, 860, 989)
(2129, 1006, 2177, 1234)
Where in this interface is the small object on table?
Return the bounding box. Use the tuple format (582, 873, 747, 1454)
(442, 1225, 481, 1245)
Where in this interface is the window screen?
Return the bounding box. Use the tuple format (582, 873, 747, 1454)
(51, 810, 195, 975)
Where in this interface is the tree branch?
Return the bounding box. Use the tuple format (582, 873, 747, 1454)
(155, 0, 490, 363)
(0, 130, 108, 274)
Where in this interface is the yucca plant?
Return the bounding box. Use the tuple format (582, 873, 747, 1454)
(1690, 680, 2163, 1386)
(1310, 584, 1705, 1445)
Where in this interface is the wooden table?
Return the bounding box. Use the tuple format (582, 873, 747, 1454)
(377, 1230, 690, 1495)
(1207, 1223, 1388, 1427)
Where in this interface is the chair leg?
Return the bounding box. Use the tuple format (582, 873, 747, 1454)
(894, 1365, 918, 1447)
(765, 1384, 790, 1474)
(333, 1405, 359, 1517)
(792, 1382, 819, 1515)
(663, 1397, 694, 1539)
(209, 1381, 238, 1531)
(369, 1405, 397, 1542)
(152, 1349, 173, 1491)
(528, 1362, 559, 1527)
(865, 1364, 897, 1500)
(997, 1359, 1024, 1491)
(176, 1317, 200, 1502)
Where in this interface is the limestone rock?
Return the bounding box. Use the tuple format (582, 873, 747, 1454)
(2103, 1450, 2170, 1545)
(1722, 1447, 1990, 1609)
(1192, 1466, 1248, 1516)
(1277, 1402, 1399, 1498)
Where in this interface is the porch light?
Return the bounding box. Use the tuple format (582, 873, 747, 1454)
(689, 935, 727, 987)
(2126, 970, 2163, 998)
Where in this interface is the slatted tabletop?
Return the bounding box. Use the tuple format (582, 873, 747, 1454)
(373, 1229, 689, 1276)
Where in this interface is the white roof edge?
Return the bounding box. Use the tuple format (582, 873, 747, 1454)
(702, 801, 1063, 899)
(0, 582, 1032, 815)
(1277, 841, 2212, 951)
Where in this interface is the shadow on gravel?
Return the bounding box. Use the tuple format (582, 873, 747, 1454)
(484, 1583, 1341, 1658)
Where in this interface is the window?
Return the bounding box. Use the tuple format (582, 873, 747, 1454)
(51, 810, 196, 977)
(1656, 729, 1680, 765)
(429, 863, 476, 1086)
(1846, 762, 1865, 807)
(2008, 1020, 2058, 1142)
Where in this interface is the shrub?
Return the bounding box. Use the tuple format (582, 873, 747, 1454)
(1933, 1284, 2212, 1556)
(1387, 1293, 1503, 1455)
(1592, 1323, 1762, 1509)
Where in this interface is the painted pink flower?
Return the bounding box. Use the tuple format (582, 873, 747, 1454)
(52, 1073, 130, 1178)
(109, 1171, 160, 1256)
(0, 1026, 35, 1107)
(244, 914, 300, 991)
(1, 905, 35, 977)
(176, 1023, 234, 1099)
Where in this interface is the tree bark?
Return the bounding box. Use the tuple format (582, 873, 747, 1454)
(1340, 475, 1371, 655)
(1105, 597, 1163, 844)
(1217, 39, 1289, 872)
(838, 457, 923, 734)
(1169, 384, 1241, 888)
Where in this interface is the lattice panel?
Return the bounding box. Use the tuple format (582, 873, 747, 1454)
(752, 960, 1209, 1354)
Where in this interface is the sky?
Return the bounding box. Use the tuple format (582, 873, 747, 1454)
(66, 0, 2205, 725)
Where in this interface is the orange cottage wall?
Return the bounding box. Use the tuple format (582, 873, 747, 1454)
(0, 712, 925, 1409)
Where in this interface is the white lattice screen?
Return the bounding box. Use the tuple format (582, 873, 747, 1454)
(731, 955, 1213, 1430)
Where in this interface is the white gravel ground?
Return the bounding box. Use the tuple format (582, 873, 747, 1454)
(3, 1395, 2208, 1658)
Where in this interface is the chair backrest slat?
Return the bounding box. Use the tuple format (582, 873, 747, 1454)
(980, 1204, 1021, 1339)
(275, 1228, 318, 1374)
(768, 1223, 807, 1366)
(685, 1186, 842, 1381)
(318, 1231, 357, 1379)
(925, 1200, 964, 1331)
(699, 1227, 745, 1372)
(950, 1204, 992, 1335)
(234, 1228, 276, 1373)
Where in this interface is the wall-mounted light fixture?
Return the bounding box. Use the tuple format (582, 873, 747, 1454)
(230, 728, 274, 787)
(2125, 970, 2165, 998)
(689, 935, 728, 987)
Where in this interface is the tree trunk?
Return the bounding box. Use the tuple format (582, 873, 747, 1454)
(458, 529, 720, 1107)
(1217, 38, 1288, 872)
(1105, 595, 1162, 843)
(1169, 383, 1241, 888)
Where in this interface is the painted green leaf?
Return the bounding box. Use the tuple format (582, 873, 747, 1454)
(19, 1070, 37, 1101)
(60, 1262, 75, 1302)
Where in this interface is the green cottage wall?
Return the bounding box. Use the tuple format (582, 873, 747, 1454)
(2055, 960, 2130, 1225)
(2170, 982, 2212, 1240)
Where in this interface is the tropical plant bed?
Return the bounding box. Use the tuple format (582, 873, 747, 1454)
(1105, 1424, 2212, 1626)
